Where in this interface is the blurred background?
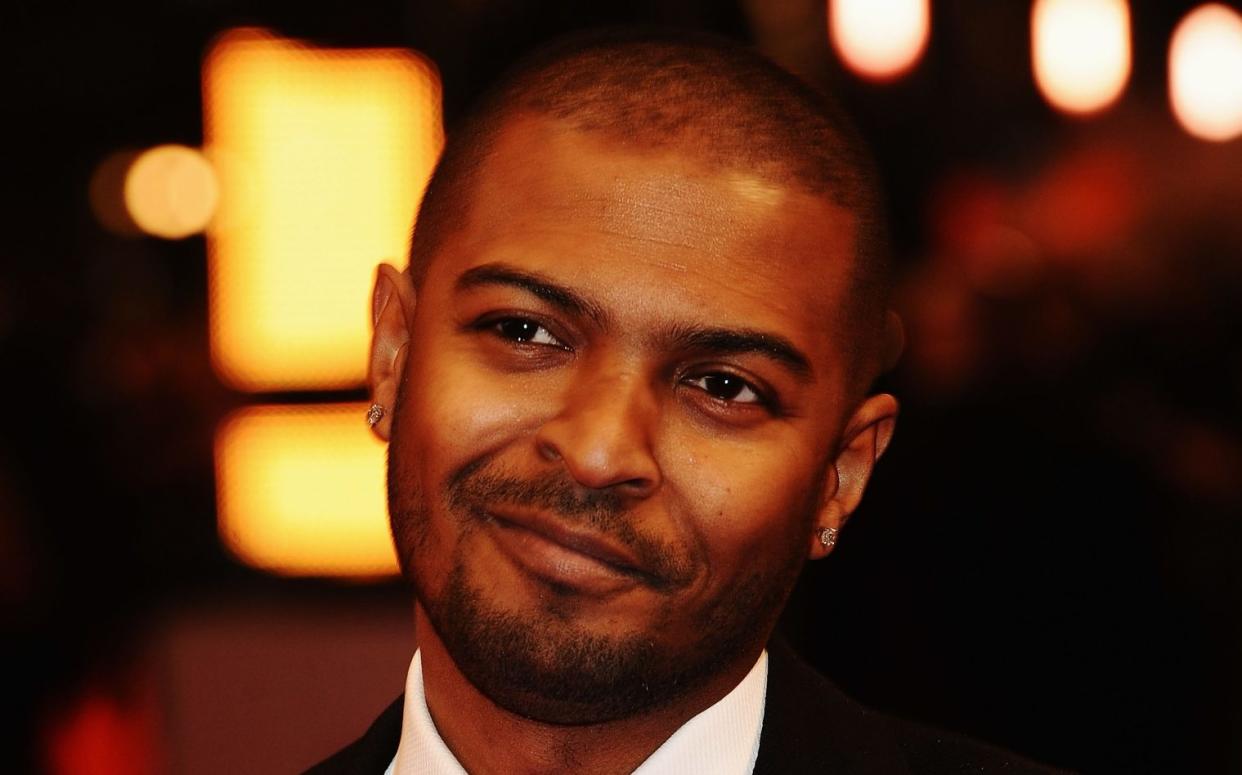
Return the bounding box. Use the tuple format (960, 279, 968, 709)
(2, 0, 1241, 772)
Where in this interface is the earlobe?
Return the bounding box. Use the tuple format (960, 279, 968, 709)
(367, 263, 417, 441)
(808, 498, 845, 560)
(808, 393, 899, 560)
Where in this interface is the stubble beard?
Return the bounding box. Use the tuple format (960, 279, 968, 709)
(387, 440, 809, 726)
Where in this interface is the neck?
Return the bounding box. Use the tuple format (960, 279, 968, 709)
(412, 604, 761, 775)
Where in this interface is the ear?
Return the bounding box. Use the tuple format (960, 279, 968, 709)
(367, 263, 417, 441)
(808, 392, 899, 559)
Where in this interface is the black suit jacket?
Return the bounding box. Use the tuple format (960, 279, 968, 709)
(306, 639, 1063, 774)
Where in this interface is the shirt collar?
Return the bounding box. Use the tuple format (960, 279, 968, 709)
(387, 649, 768, 775)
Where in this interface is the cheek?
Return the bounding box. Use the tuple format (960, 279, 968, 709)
(401, 342, 555, 481)
(395, 346, 553, 588)
(662, 433, 825, 574)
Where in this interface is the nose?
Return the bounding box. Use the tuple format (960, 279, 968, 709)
(534, 367, 662, 497)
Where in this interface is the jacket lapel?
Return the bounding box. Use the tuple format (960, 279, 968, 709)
(754, 639, 913, 775)
(303, 696, 403, 774)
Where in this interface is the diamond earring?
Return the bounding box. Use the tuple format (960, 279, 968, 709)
(366, 403, 386, 428)
(818, 526, 839, 550)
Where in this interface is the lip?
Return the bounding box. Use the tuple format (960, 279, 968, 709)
(486, 507, 649, 595)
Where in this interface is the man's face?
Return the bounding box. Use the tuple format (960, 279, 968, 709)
(385, 116, 867, 723)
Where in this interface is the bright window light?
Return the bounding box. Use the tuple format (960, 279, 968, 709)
(1032, 0, 1132, 115)
(215, 403, 397, 578)
(1169, 4, 1242, 141)
(203, 28, 443, 391)
(829, 0, 930, 81)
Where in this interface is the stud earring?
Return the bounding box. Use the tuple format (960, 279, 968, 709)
(366, 403, 386, 428)
(818, 526, 839, 550)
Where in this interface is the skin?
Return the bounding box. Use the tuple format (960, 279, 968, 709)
(367, 115, 898, 774)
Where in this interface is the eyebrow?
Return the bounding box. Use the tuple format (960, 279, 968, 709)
(663, 325, 813, 380)
(455, 261, 813, 379)
(455, 263, 609, 326)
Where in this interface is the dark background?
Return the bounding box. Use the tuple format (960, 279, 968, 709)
(3, 1, 1240, 772)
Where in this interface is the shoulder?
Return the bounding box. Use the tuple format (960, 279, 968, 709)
(757, 639, 1067, 775)
(887, 718, 1065, 775)
(302, 695, 404, 775)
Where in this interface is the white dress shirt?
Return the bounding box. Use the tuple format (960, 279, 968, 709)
(385, 649, 768, 775)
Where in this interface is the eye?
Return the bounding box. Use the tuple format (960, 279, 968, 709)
(492, 317, 566, 348)
(683, 372, 764, 405)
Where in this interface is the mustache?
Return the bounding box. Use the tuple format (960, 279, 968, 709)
(447, 458, 694, 590)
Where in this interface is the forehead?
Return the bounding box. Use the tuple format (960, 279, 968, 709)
(435, 116, 859, 368)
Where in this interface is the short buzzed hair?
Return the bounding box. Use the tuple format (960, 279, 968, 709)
(409, 28, 892, 382)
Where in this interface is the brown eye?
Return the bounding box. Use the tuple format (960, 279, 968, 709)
(494, 317, 564, 347)
(685, 373, 763, 404)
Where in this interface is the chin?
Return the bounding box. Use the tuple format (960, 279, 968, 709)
(422, 561, 785, 725)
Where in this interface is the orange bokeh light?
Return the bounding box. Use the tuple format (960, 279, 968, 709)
(1032, 0, 1131, 115)
(829, 0, 930, 81)
(123, 144, 220, 239)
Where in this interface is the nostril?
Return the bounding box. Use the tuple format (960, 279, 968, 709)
(537, 439, 561, 462)
(616, 475, 659, 498)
